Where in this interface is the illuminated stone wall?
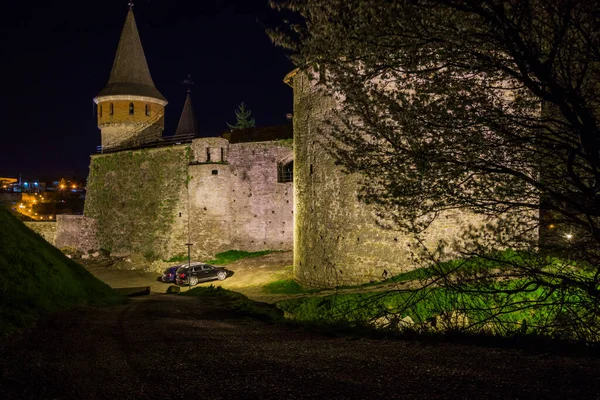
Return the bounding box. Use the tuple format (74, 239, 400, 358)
(291, 72, 489, 287)
(84, 146, 189, 259)
(83, 139, 293, 261)
(226, 141, 293, 252)
(186, 139, 293, 260)
(24, 221, 57, 245)
(55, 215, 99, 253)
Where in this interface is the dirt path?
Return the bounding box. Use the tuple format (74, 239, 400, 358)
(81, 252, 294, 300)
(1, 294, 599, 399)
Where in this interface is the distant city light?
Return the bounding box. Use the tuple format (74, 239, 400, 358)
(565, 233, 573, 240)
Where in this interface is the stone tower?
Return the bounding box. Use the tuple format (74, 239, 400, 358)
(94, 7, 168, 151)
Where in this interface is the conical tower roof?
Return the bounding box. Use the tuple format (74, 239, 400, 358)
(96, 8, 166, 102)
(174, 91, 199, 138)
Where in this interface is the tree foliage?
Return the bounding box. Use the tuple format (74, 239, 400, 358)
(227, 102, 256, 130)
(270, 0, 600, 339)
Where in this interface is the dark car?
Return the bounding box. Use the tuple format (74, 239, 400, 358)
(161, 265, 183, 283)
(175, 263, 229, 286)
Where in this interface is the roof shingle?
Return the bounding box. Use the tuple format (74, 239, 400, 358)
(96, 8, 166, 102)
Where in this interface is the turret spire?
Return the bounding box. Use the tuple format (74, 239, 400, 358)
(174, 89, 199, 139)
(96, 7, 166, 101)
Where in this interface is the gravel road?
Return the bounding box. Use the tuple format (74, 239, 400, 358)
(1, 294, 599, 399)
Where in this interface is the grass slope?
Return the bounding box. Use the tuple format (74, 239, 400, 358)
(0, 209, 123, 336)
(181, 285, 283, 321)
(204, 250, 274, 265)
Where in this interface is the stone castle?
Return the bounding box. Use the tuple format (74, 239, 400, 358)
(82, 7, 294, 261)
(29, 7, 497, 288)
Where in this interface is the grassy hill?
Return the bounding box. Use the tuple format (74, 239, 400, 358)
(0, 208, 123, 336)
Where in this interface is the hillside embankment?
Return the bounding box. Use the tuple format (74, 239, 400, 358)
(0, 208, 123, 336)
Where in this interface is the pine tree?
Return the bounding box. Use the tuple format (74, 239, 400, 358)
(227, 102, 256, 131)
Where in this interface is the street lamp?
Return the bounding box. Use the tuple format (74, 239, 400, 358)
(565, 233, 574, 263)
(185, 242, 193, 290)
(565, 233, 573, 241)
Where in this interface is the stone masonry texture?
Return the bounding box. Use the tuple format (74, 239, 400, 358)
(55, 215, 100, 253)
(82, 139, 293, 261)
(291, 71, 490, 288)
(24, 222, 57, 246)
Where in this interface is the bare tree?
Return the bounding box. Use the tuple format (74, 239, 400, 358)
(270, 0, 600, 339)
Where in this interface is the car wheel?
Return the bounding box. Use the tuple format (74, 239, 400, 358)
(189, 276, 199, 286)
(217, 271, 227, 281)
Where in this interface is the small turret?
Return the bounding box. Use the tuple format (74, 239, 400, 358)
(94, 7, 168, 151)
(172, 89, 199, 142)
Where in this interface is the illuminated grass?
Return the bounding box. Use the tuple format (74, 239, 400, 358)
(205, 250, 274, 265)
(277, 278, 590, 339)
(165, 254, 188, 263)
(263, 279, 315, 294)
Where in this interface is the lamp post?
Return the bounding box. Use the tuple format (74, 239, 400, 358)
(185, 242, 193, 290)
(565, 233, 573, 263)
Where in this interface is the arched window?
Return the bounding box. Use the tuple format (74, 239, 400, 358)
(206, 148, 211, 162)
(109, 103, 114, 116)
(220, 148, 224, 162)
(129, 102, 134, 115)
(277, 161, 293, 183)
(145, 104, 150, 116)
(99, 105, 102, 118)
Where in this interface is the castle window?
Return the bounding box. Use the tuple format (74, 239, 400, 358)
(145, 104, 150, 116)
(129, 102, 134, 115)
(110, 103, 114, 116)
(99, 105, 102, 118)
(220, 148, 224, 162)
(212, 170, 218, 175)
(206, 148, 211, 162)
(277, 161, 293, 183)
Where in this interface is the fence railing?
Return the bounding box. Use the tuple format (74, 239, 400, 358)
(97, 133, 195, 154)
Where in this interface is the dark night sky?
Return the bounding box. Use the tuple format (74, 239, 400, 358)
(0, 0, 294, 180)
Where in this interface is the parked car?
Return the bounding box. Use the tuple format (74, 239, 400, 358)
(161, 265, 184, 283)
(175, 263, 229, 286)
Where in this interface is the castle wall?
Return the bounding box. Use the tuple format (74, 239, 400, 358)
(24, 221, 57, 245)
(227, 142, 293, 251)
(84, 146, 189, 259)
(83, 138, 293, 262)
(292, 72, 488, 287)
(187, 162, 233, 259)
(55, 215, 99, 253)
(185, 138, 293, 259)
